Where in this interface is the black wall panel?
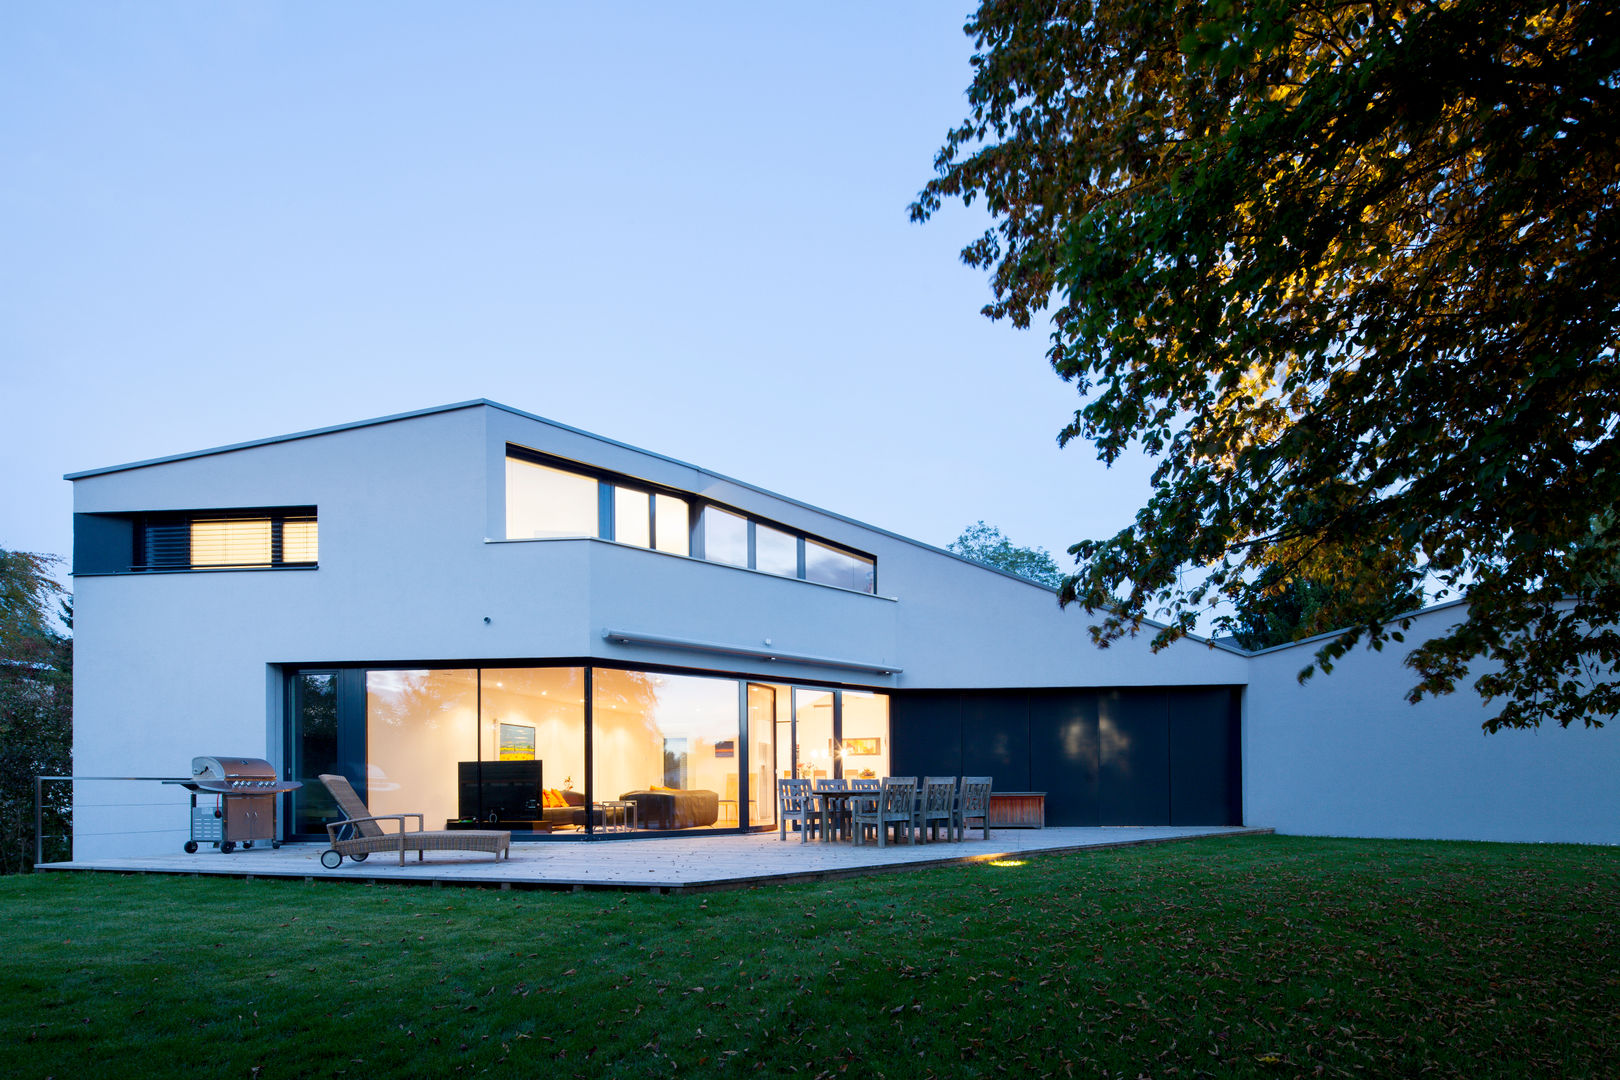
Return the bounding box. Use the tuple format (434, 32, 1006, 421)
(1028, 690, 1100, 826)
(1098, 690, 1171, 825)
(1168, 688, 1242, 825)
(961, 693, 1031, 791)
(889, 691, 963, 780)
(891, 685, 1240, 827)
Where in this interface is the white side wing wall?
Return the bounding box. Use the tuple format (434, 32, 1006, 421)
(1243, 604, 1620, 845)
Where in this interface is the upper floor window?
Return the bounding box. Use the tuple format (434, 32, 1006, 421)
(136, 508, 318, 570)
(504, 446, 875, 593)
(506, 450, 690, 556)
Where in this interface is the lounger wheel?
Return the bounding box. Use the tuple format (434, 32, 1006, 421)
(242, 841, 254, 850)
(220, 841, 236, 854)
(320, 849, 343, 869)
(271, 840, 281, 849)
(351, 852, 368, 863)
(183, 840, 198, 854)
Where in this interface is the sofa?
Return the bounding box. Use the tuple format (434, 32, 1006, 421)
(618, 788, 719, 829)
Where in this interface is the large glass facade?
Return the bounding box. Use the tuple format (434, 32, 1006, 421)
(366, 669, 479, 828)
(593, 669, 738, 831)
(287, 663, 884, 839)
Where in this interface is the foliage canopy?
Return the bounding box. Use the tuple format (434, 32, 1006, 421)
(913, 0, 1620, 730)
(948, 520, 1066, 586)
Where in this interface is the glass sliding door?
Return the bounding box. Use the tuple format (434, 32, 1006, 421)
(747, 684, 783, 827)
(287, 671, 339, 835)
(793, 689, 836, 780)
(839, 691, 890, 779)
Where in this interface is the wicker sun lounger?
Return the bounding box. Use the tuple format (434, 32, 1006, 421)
(317, 774, 511, 868)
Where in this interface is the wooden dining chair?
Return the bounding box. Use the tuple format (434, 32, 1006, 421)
(915, 776, 957, 842)
(777, 777, 814, 842)
(852, 776, 916, 847)
(954, 776, 994, 841)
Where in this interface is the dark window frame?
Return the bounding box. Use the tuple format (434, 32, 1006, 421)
(505, 444, 877, 592)
(133, 506, 319, 571)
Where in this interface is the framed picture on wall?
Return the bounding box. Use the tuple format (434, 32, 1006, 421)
(498, 723, 536, 761)
(843, 737, 881, 757)
(714, 739, 735, 758)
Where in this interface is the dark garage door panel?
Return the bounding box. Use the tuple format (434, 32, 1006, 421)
(1098, 691, 1171, 825)
(1169, 688, 1242, 825)
(961, 694, 1031, 792)
(1029, 690, 1100, 826)
(889, 691, 963, 780)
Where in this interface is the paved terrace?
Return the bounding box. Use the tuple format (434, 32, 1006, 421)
(41, 825, 1269, 893)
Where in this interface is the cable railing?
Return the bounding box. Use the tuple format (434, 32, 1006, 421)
(33, 775, 188, 866)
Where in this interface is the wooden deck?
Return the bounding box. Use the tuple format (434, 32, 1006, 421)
(40, 825, 1269, 892)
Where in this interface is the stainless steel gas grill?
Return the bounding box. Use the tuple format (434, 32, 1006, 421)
(165, 756, 302, 853)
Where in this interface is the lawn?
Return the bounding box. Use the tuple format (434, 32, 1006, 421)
(1, 835, 1614, 1079)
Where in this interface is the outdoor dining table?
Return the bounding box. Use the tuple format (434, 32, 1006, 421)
(808, 785, 878, 843)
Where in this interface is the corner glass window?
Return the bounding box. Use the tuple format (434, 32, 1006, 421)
(805, 539, 875, 593)
(506, 457, 598, 539)
(703, 507, 749, 567)
(754, 524, 798, 578)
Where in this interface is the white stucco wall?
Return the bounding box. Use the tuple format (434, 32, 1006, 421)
(1243, 602, 1620, 845)
(67, 400, 1615, 855)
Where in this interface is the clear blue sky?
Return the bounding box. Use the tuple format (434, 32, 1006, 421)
(2, 2, 1157, 582)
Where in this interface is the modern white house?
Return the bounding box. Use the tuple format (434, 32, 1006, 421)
(65, 400, 1620, 856)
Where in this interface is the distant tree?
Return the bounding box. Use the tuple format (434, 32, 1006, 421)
(913, 0, 1620, 730)
(0, 549, 72, 873)
(948, 521, 1064, 587)
(1230, 558, 1427, 652)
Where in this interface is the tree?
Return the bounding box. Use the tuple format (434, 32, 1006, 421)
(0, 549, 72, 872)
(913, 0, 1620, 730)
(948, 521, 1065, 586)
(1229, 559, 1427, 652)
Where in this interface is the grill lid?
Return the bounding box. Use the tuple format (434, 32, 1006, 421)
(178, 755, 303, 794)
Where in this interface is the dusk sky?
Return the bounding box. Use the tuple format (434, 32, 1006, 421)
(3, 3, 1158, 588)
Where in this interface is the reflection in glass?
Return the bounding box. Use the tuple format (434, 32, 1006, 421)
(506, 457, 599, 539)
(593, 669, 739, 830)
(805, 539, 875, 593)
(289, 672, 338, 834)
(614, 487, 651, 548)
(654, 494, 690, 556)
(793, 689, 835, 780)
(755, 524, 798, 577)
(366, 669, 478, 828)
(703, 507, 749, 567)
(840, 691, 890, 779)
(191, 518, 272, 566)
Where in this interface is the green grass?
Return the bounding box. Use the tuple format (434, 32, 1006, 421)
(1, 835, 1615, 1079)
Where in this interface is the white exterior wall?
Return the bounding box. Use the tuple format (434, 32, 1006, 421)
(1243, 603, 1620, 845)
(67, 401, 1616, 854)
